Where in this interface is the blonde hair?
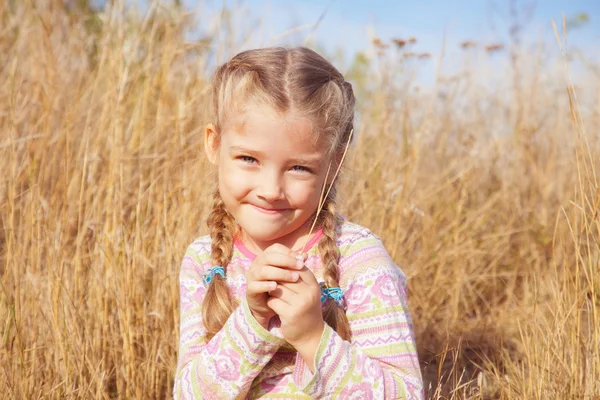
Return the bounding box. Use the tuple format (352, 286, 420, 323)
(202, 47, 355, 341)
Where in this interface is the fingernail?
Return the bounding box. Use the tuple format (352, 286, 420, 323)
(291, 272, 299, 281)
(296, 258, 303, 269)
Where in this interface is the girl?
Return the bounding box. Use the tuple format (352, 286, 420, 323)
(174, 47, 423, 399)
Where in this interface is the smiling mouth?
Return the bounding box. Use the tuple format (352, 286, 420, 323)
(250, 204, 290, 214)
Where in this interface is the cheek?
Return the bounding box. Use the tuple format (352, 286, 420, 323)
(219, 163, 252, 199)
(287, 180, 321, 207)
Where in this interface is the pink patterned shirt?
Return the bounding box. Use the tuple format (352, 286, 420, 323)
(174, 220, 423, 399)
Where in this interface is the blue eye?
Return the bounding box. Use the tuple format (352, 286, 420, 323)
(291, 165, 311, 173)
(239, 156, 257, 164)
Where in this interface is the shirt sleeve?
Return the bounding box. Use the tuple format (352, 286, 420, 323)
(173, 241, 286, 400)
(292, 233, 424, 399)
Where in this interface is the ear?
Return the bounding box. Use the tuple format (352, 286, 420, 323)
(204, 123, 220, 165)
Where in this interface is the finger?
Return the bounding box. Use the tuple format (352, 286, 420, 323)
(276, 270, 321, 299)
(271, 282, 301, 296)
(265, 243, 298, 258)
(246, 281, 277, 295)
(262, 252, 304, 270)
(295, 266, 319, 285)
(267, 296, 292, 315)
(255, 265, 300, 283)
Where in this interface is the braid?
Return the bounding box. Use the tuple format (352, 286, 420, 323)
(318, 189, 352, 341)
(202, 188, 238, 341)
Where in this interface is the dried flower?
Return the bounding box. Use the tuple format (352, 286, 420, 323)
(372, 37, 388, 49)
(392, 38, 406, 48)
(460, 41, 477, 49)
(485, 43, 504, 53)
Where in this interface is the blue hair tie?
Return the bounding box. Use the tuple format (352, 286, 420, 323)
(320, 282, 345, 308)
(203, 266, 226, 286)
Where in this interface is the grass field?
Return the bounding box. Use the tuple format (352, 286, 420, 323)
(1, 1, 599, 399)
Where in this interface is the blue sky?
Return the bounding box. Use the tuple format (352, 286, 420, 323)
(96, 0, 596, 85)
(172, 0, 600, 85)
(182, 0, 599, 58)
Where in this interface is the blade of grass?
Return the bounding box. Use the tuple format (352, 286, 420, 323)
(301, 129, 354, 254)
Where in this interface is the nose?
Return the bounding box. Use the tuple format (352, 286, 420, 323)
(256, 170, 285, 202)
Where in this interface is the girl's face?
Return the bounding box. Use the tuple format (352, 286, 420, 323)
(205, 104, 333, 252)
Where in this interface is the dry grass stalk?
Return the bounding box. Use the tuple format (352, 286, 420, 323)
(302, 129, 354, 254)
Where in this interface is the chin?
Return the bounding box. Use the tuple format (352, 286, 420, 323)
(242, 227, 288, 243)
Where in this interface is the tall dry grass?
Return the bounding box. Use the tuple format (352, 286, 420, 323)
(0, 1, 598, 399)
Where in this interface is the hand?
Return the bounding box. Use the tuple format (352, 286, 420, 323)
(245, 244, 305, 330)
(266, 264, 325, 350)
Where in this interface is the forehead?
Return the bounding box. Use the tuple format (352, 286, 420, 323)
(222, 105, 328, 154)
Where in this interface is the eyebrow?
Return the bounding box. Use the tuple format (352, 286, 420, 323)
(229, 145, 322, 165)
(229, 145, 264, 157)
